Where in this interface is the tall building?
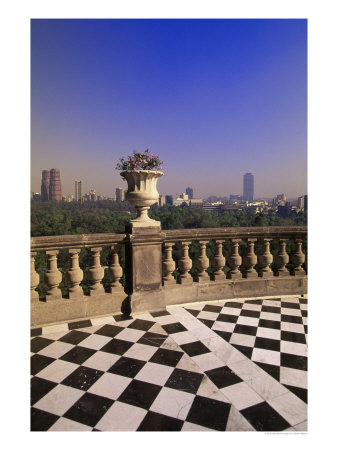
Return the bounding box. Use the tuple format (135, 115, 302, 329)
(41, 170, 50, 201)
(49, 168, 62, 201)
(297, 195, 305, 210)
(165, 195, 173, 205)
(159, 195, 166, 207)
(75, 180, 82, 202)
(116, 187, 125, 202)
(186, 187, 193, 199)
(243, 173, 254, 202)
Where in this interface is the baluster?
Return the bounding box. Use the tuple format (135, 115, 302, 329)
(178, 241, 193, 284)
(258, 238, 273, 277)
(162, 242, 176, 285)
(67, 248, 84, 298)
(44, 250, 62, 300)
(31, 252, 40, 302)
(243, 238, 258, 278)
(195, 240, 210, 282)
(109, 244, 123, 291)
(291, 238, 306, 276)
(88, 247, 105, 295)
(276, 239, 290, 276)
(211, 240, 226, 281)
(228, 239, 242, 279)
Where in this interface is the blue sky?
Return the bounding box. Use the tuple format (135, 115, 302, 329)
(31, 19, 307, 199)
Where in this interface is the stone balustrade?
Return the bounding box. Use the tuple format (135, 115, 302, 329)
(31, 226, 307, 327)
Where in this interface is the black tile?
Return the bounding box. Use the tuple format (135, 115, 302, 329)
(137, 332, 167, 347)
(61, 366, 104, 391)
(68, 319, 92, 330)
(255, 362, 280, 381)
(240, 309, 260, 318)
(150, 310, 170, 317)
(31, 328, 42, 337)
(60, 346, 96, 364)
(217, 313, 238, 323)
(94, 324, 123, 338)
(203, 304, 223, 313)
(128, 319, 155, 331)
(281, 353, 307, 371)
(31, 407, 59, 431)
(281, 314, 303, 324)
(214, 330, 232, 342)
(255, 336, 280, 352)
(233, 324, 257, 336)
(205, 366, 242, 389)
(149, 348, 184, 367)
(113, 314, 133, 322)
(185, 395, 231, 431)
(258, 319, 281, 330)
(185, 308, 200, 317)
(240, 401, 290, 431)
(31, 354, 55, 375)
(224, 301, 243, 309)
(180, 341, 210, 357)
(64, 392, 113, 427)
(304, 325, 308, 334)
(245, 299, 263, 305)
(108, 356, 146, 378)
(31, 377, 58, 405)
(284, 384, 308, 404)
(281, 331, 306, 344)
(58, 330, 91, 345)
(262, 305, 281, 314)
(232, 344, 253, 359)
(100, 338, 134, 355)
(161, 322, 187, 334)
(138, 411, 183, 431)
(118, 379, 162, 410)
(164, 368, 204, 394)
(301, 310, 308, 317)
(281, 302, 301, 310)
(299, 298, 307, 304)
(198, 318, 214, 328)
(31, 337, 54, 353)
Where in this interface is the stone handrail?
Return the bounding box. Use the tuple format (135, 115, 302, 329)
(31, 232, 126, 251)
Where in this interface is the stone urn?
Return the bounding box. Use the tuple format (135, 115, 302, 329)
(121, 170, 163, 224)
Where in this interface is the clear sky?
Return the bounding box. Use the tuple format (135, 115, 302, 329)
(31, 18, 307, 199)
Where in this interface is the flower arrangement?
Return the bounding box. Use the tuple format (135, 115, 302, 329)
(116, 149, 163, 171)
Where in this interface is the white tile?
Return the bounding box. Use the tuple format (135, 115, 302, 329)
(196, 376, 228, 402)
(95, 401, 147, 431)
(227, 359, 262, 381)
(171, 330, 198, 345)
(242, 303, 262, 311)
(280, 367, 307, 389)
(82, 351, 120, 371)
(147, 323, 167, 335)
(221, 382, 264, 411)
(41, 330, 69, 341)
(77, 334, 112, 350)
(113, 319, 134, 328)
(36, 359, 79, 383)
(38, 341, 74, 359)
(161, 336, 182, 351)
(186, 321, 217, 340)
(134, 313, 155, 321)
(256, 327, 281, 340)
(280, 341, 307, 357)
(212, 321, 236, 333)
(237, 316, 259, 327)
(281, 308, 302, 317)
(182, 422, 214, 431)
(42, 323, 69, 335)
(135, 362, 174, 386)
(260, 312, 281, 322)
(175, 354, 203, 373)
(246, 374, 289, 401)
(87, 372, 131, 400)
(113, 327, 145, 343)
(91, 316, 116, 326)
(268, 392, 307, 426)
(251, 348, 280, 366)
(150, 387, 195, 420)
(225, 405, 255, 431)
(221, 307, 242, 316)
(293, 420, 307, 431)
(303, 317, 308, 326)
(48, 417, 92, 431)
(281, 322, 305, 334)
(214, 344, 248, 365)
(197, 310, 219, 321)
(263, 299, 282, 306)
(229, 333, 256, 348)
(200, 335, 226, 351)
(192, 352, 224, 371)
(77, 325, 102, 334)
(123, 343, 158, 361)
(34, 384, 83, 415)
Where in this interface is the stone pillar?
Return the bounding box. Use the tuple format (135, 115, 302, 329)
(44, 250, 62, 300)
(67, 249, 84, 298)
(195, 240, 210, 282)
(291, 238, 306, 276)
(88, 247, 105, 295)
(276, 239, 290, 276)
(178, 241, 193, 284)
(211, 240, 226, 281)
(109, 244, 124, 291)
(228, 239, 242, 279)
(258, 239, 274, 278)
(243, 238, 258, 278)
(31, 252, 40, 302)
(162, 242, 176, 285)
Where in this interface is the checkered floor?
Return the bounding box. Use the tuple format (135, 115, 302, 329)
(31, 295, 307, 432)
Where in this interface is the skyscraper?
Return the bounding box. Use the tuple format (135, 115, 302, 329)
(75, 180, 82, 202)
(41, 170, 50, 201)
(186, 187, 193, 199)
(116, 187, 125, 202)
(243, 173, 254, 203)
(49, 169, 62, 201)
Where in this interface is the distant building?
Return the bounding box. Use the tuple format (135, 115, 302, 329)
(75, 180, 82, 202)
(202, 202, 223, 212)
(165, 195, 173, 205)
(89, 190, 97, 201)
(41, 170, 50, 201)
(186, 187, 193, 199)
(190, 199, 203, 207)
(229, 194, 242, 204)
(243, 173, 254, 202)
(159, 195, 166, 207)
(274, 193, 287, 206)
(304, 194, 308, 212)
(49, 168, 62, 201)
(116, 187, 125, 202)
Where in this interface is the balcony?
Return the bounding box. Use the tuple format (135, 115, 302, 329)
(31, 225, 307, 431)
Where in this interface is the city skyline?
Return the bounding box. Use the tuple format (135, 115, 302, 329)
(31, 19, 307, 198)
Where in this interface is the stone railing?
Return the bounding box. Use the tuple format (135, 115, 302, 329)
(31, 226, 307, 327)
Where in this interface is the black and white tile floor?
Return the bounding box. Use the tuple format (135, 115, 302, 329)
(31, 295, 307, 432)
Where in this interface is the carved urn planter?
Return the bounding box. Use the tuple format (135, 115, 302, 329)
(121, 170, 163, 224)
